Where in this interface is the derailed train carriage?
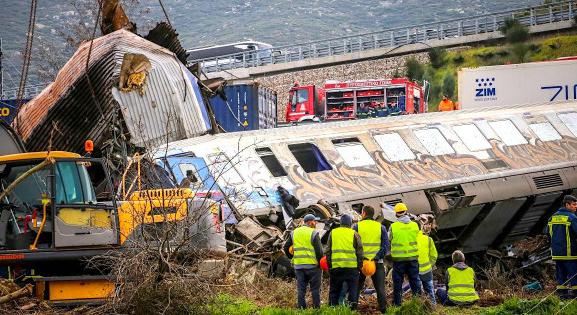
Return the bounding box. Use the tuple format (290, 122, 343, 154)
(157, 101, 577, 254)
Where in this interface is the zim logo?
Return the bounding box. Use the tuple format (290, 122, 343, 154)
(475, 77, 496, 97)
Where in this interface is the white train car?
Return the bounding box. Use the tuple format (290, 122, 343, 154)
(158, 101, 577, 253)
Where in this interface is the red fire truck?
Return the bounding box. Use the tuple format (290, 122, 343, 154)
(286, 78, 427, 123)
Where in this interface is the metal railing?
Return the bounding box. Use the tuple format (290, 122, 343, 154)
(1, 83, 48, 100)
(190, 1, 577, 73)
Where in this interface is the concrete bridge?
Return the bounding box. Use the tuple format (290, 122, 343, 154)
(195, 1, 577, 81)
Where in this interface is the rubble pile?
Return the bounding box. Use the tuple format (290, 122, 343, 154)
(0, 279, 50, 313)
(256, 52, 429, 121)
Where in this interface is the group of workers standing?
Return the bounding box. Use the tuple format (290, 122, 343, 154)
(283, 203, 479, 312)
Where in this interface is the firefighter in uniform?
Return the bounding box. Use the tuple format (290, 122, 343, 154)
(354, 205, 390, 313)
(389, 203, 421, 306)
(283, 214, 324, 308)
(417, 220, 438, 305)
(437, 250, 479, 305)
(545, 195, 577, 299)
(327, 214, 363, 309)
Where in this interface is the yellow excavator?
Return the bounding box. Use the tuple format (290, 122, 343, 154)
(0, 121, 219, 303)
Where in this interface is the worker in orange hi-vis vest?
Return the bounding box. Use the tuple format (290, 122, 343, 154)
(438, 95, 456, 112)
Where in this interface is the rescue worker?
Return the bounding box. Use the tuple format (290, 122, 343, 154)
(327, 214, 363, 310)
(283, 214, 324, 308)
(389, 203, 421, 306)
(438, 95, 456, 112)
(437, 250, 479, 305)
(353, 205, 390, 313)
(417, 220, 438, 305)
(545, 195, 577, 299)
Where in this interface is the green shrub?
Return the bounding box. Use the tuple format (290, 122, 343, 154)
(528, 43, 541, 53)
(499, 18, 530, 44)
(428, 47, 447, 68)
(506, 24, 530, 44)
(442, 72, 456, 99)
(499, 17, 519, 35)
(452, 54, 465, 65)
(495, 50, 509, 57)
(405, 57, 424, 81)
(511, 43, 530, 63)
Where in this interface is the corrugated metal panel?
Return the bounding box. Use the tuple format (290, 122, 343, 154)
(209, 84, 277, 132)
(144, 22, 188, 64)
(14, 29, 210, 153)
(111, 46, 210, 148)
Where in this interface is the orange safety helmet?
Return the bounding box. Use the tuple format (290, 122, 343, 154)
(362, 259, 376, 276)
(320, 256, 329, 271)
(289, 245, 294, 255)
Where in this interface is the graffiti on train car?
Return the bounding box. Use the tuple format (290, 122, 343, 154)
(492, 138, 577, 169)
(284, 148, 488, 201)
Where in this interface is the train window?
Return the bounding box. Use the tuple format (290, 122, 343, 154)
(332, 138, 375, 167)
(373, 133, 415, 161)
(452, 124, 491, 151)
(255, 147, 288, 177)
(207, 153, 244, 186)
(414, 128, 455, 156)
(489, 120, 527, 146)
(557, 112, 577, 137)
(529, 122, 561, 141)
(288, 143, 332, 173)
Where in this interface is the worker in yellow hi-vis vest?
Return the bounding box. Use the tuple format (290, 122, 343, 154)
(417, 220, 438, 305)
(327, 214, 363, 310)
(283, 214, 324, 309)
(437, 250, 479, 305)
(389, 203, 421, 306)
(353, 205, 390, 313)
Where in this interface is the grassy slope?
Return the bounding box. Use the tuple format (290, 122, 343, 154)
(426, 33, 577, 112)
(205, 294, 577, 315)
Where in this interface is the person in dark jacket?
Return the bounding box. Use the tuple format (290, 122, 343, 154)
(327, 214, 363, 310)
(283, 214, 324, 308)
(545, 195, 577, 299)
(353, 205, 390, 313)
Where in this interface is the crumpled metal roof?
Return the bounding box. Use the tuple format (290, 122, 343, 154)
(145, 22, 188, 65)
(14, 29, 210, 154)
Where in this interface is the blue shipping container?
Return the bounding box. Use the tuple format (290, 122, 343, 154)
(0, 99, 28, 124)
(209, 84, 277, 132)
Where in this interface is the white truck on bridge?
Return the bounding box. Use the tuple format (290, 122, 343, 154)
(458, 58, 577, 110)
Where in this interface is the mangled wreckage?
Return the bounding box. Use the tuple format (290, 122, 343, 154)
(10, 15, 577, 273)
(157, 101, 577, 261)
(13, 28, 212, 179)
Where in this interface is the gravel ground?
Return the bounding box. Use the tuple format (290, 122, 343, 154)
(254, 53, 429, 122)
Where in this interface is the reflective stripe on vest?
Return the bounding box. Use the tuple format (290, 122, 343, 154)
(417, 231, 433, 274)
(292, 226, 317, 266)
(390, 221, 419, 259)
(447, 266, 479, 304)
(331, 227, 357, 268)
(358, 219, 381, 260)
(548, 215, 577, 260)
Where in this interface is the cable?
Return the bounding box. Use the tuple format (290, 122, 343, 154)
(14, 0, 38, 132)
(84, 0, 105, 118)
(158, 0, 172, 28)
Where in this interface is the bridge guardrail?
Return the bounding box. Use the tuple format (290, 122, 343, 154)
(1, 83, 48, 100)
(190, 1, 577, 73)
